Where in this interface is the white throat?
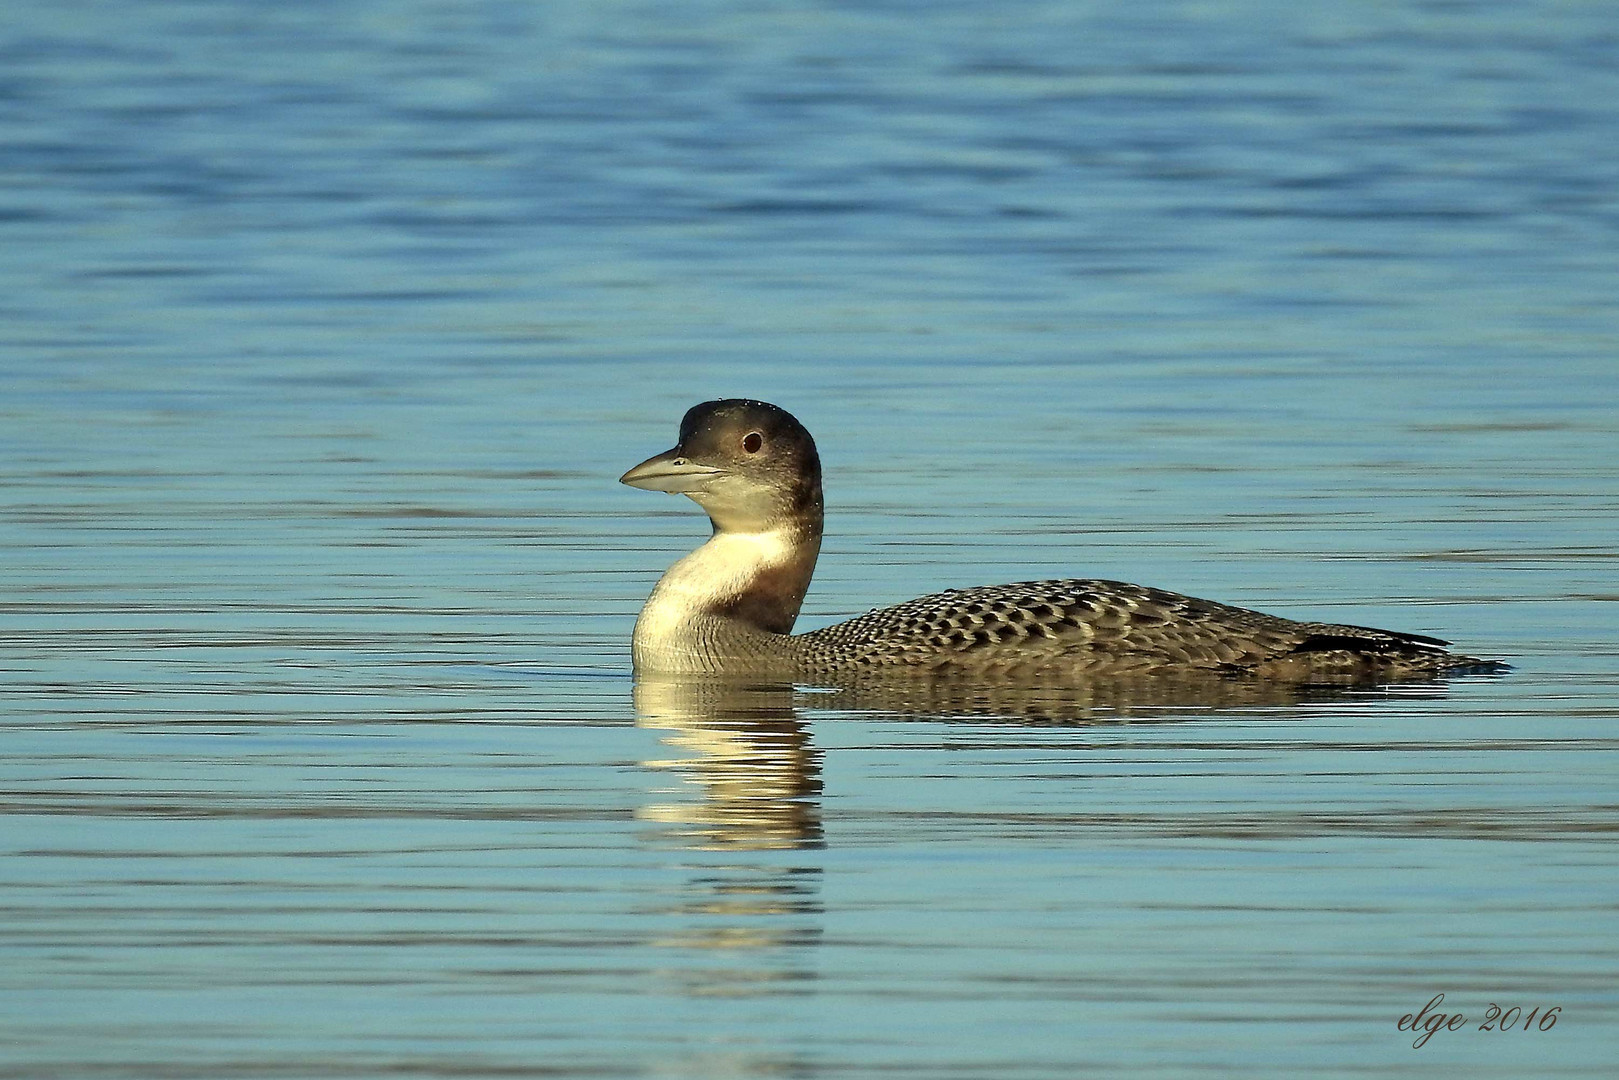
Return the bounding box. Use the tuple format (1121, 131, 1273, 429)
(631, 526, 813, 671)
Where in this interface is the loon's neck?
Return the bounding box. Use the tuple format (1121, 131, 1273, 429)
(632, 524, 822, 673)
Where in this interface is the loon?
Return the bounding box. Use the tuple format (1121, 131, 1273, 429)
(621, 399, 1498, 680)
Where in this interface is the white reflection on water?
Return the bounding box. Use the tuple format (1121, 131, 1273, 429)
(637, 677, 825, 851)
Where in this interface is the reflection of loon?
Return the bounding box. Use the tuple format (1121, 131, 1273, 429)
(635, 678, 823, 850)
(622, 399, 1500, 680)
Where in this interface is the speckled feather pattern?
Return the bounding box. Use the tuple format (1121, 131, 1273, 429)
(790, 579, 1478, 677)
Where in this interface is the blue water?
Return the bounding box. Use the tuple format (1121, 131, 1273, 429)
(3, 1, 1617, 1076)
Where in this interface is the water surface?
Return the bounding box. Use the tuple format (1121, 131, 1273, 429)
(3, 1, 1617, 1076)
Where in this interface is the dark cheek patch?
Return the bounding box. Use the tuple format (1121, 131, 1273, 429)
(787, 468, 824, 527)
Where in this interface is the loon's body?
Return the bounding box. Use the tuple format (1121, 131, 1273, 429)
(622, 399, 1496, 680)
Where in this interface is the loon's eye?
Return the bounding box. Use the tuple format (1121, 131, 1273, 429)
(742, 432, 763, 454)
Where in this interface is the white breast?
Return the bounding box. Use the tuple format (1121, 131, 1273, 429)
(632, 528, 800, 670)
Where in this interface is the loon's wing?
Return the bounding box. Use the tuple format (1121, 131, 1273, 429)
(793, 579, 1473, 676)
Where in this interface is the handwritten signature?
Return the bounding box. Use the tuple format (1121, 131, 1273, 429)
(1399, 993, 1561, 1048)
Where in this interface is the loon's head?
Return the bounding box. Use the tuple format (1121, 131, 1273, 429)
(620, 399, 823, 537)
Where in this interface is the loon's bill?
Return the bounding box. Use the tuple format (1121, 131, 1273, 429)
(621, 398, 1502, 681)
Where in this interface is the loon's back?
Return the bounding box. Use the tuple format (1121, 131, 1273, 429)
(621, 400, 1501, 680)
(793, 578, 1490, 679)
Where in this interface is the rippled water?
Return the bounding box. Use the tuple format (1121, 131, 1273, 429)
(4, 1, 1617, 1076)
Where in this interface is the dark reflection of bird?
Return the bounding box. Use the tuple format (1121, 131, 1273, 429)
(795, 669, 1457, 725)
(621, 399, 1503, 683)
